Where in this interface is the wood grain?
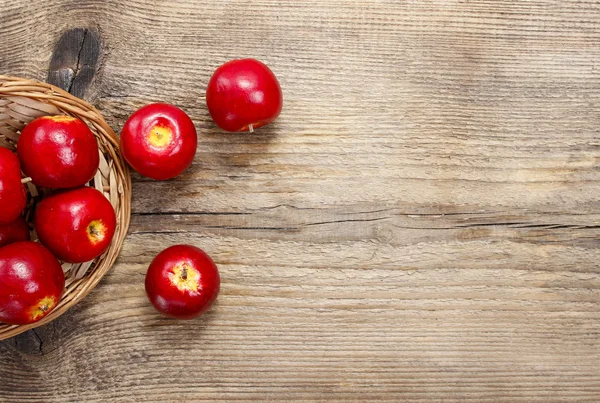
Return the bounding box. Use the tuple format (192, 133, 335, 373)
(1, 0, 600, 401)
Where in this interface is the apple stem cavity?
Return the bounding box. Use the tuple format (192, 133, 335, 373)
(181, 267, 188, 281)
(248, 124, 254, 133)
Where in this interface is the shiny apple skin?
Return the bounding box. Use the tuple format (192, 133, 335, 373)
(206, 58, 283, 132)
(17, 115, 100, 188)
(120, 103, 197, 180)
(0, 216, 30, 248)
(0, 241, 65, 325)
(35, 187, 116, 263)
(0, 148, 27, 225)
(145, 245, 220, 319)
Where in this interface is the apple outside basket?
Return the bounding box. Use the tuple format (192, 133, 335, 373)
(0, 76, 131, 340)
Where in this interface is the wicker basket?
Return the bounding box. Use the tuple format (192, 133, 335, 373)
(0, 75, 131, 340)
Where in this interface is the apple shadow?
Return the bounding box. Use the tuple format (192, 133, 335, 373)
(141, 298, 221, 342)
(198, 119, 281, 170)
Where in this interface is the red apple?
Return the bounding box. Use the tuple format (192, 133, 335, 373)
(0, 241, 65, 325)
(0, 148, 27, 224)
(206, 58, 283, 132)
(120, 103, 197, 180)
(17, 115, 99, 188)
(35, 187, 116, 263)
(0, 216, 30, 248)
(145, 245, 220, 319)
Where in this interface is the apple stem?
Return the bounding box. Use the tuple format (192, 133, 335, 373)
(181, 267, 188, 281)
(21, 177, 32, 184)
(249, 124, 254, 133)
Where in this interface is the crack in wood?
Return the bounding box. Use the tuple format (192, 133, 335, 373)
(47, 28, 100, 97)
(30, 329, 43, 354)
(132, 211, 251, 216)
(66, 29, 87, 94)
(129, 215, 600, 234)
(303, 217, 390, 226)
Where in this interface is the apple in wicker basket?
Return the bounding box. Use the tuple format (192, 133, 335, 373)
(35, 187, 116, 263)
(120, 103, 197, 180)
(145, 245, 220, 319)
(0, 241, 65, 325)
(17, 115, 100, 188)
(0, 148, 27, 225)
(0, 216, 30, 248)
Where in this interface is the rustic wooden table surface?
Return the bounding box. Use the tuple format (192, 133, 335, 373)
(1, 1, 600, 402)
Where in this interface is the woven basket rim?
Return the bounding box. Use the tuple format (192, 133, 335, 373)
(0, 75, 132, 340)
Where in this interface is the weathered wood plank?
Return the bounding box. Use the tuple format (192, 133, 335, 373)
(1, 0, 600, 401)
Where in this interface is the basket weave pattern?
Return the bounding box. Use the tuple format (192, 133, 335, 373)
(0, 76, 131, 340)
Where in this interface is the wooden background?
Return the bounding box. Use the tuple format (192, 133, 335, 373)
(1, 0, 600, 401)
